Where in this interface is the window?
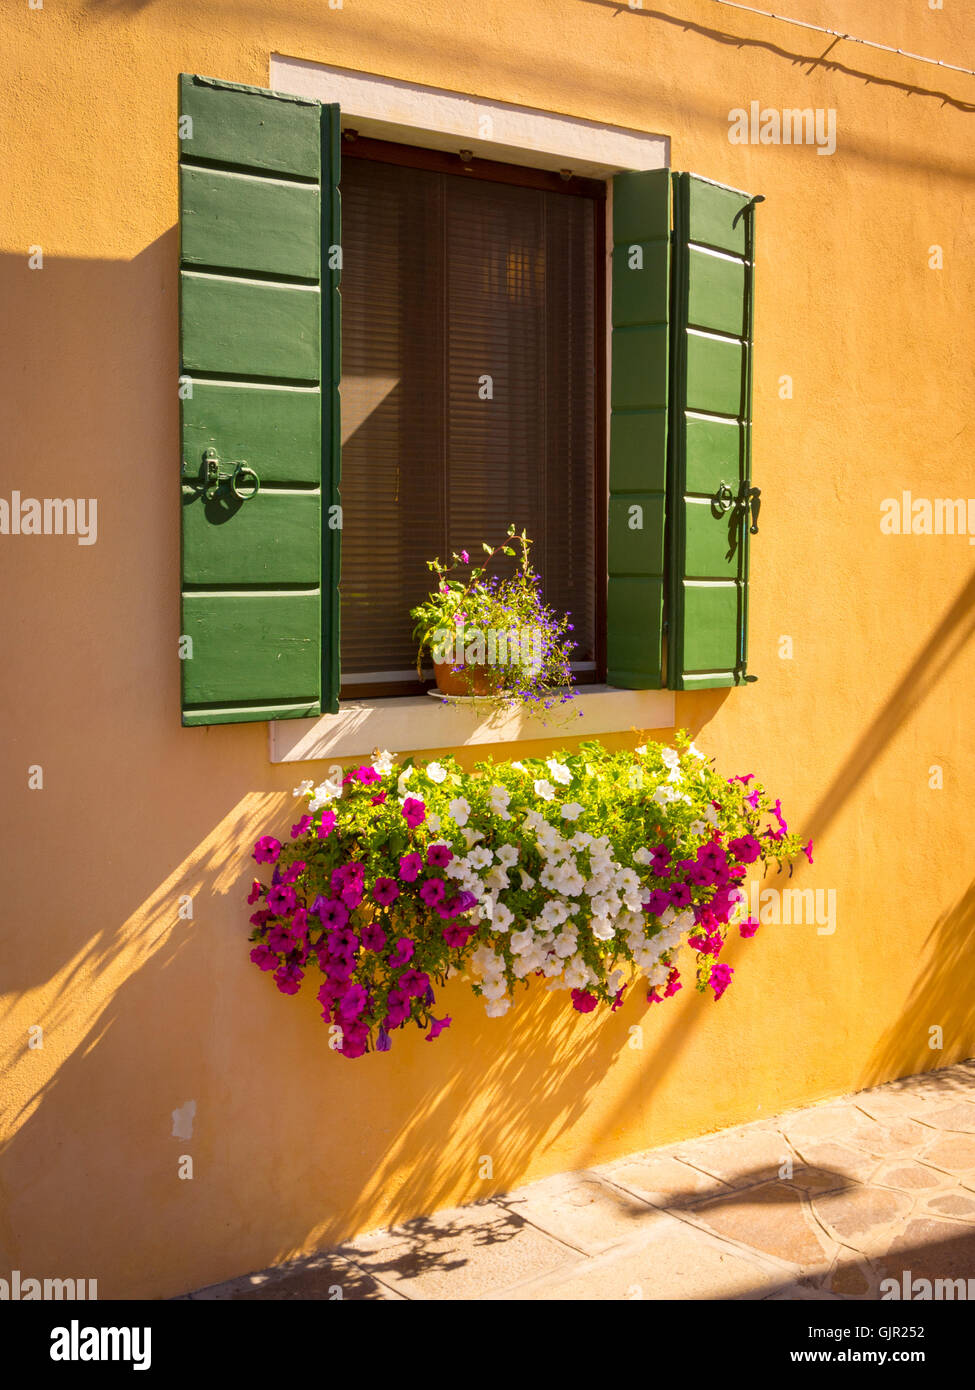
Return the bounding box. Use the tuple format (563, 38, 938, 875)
(338, 141, 604, 698)
(176, 73, 760, 729)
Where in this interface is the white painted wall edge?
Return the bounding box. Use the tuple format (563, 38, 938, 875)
(269, 55, 669, 176)
(269, 686, 676, 763)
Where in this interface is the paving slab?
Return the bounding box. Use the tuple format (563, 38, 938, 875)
(184, 1059, 975, 1301)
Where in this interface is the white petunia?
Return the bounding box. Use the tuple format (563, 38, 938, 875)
(485, 996, 512, 1017)
(554, 930, 579, 958)
(704, 804, 720, 827)
(426, 812, 441, 833)
(496, 844, 519, 868)
(484, 867, 510, 893)
(461, 826, 484, 848)
(560, 802, 584, 821)
(546, 759, 572, 785)
(689, 820, 706, 836)
(633, 847, 652, 865)
(510, 761, 526, 772)
(510, 928, 535, 955)
(534, 779, 556, 802)
(372, 748, 396, 775)
(449, 796, 471, 827)
(425, 761, 448, 783)
(293, 779, 314, 798)
(563, 956, 590, 989)
(519, 868, 536, 890)
(591, 918, 616, 941)
(541, 899, 570, 928)
(492, 902, 514, 931)
(481, 976, 509, 1001)
(661, 747, 681, 770)
(467, 846, 493, 870)
(635, 744, 647, 755)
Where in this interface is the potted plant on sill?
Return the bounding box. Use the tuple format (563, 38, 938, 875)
(409, 525, 579, 721)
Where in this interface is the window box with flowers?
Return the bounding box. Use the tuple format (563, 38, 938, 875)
(247, 734, 811, 1058)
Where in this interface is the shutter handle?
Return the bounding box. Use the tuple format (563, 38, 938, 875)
(201, 448, 260, 502)
(231, 464, 260, 501)
(745, 485, 761, 534)
(713, 481, 735, 515)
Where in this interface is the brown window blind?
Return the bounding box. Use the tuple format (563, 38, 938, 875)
(339, 149, 600, 694)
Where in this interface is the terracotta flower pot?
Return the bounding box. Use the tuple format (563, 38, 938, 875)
(433, 660, 499, 697)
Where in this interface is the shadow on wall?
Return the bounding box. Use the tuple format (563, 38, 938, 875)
(577, 0, 975, 115)
(864, 878, 975, 1090)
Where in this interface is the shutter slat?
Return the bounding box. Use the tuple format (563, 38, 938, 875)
(178, 73, 340, 726)
(607, 168, 670, 689)
(668, 173, 759, 690)
(179, 167, 320, 279)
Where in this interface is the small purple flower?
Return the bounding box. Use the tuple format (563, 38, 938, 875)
(376, 1024, 392, 1052)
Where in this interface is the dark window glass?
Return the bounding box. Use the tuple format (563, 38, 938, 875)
(339, 154, 598, 692)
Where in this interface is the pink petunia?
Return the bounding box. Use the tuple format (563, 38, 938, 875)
(399, 852, 423, 882)
(571, 989, 598, 1014)
(402, 797, 426, 829)
(419, 878, 446, 906)
(250, 944, 279, 972)
(361, 921, 387, 952)
(253, 836, 281, 865)
(390, 937, 415, 966)
(373, 877, 399, 907)
(710, 962, 734, 1000)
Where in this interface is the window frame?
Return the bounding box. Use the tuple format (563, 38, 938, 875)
(337, 133, 608, 701)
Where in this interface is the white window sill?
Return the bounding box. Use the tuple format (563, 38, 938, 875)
(268, 686, 675, 763)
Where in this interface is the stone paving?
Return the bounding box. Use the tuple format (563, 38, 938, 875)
(186, 1060, 975, 1300)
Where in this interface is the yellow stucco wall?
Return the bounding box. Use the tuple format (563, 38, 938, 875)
(1, 0, 973, 1299)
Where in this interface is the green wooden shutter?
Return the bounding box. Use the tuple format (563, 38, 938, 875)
(178, 74, 341, 725)
(607, 168, 670, 688)
(668, 173, 760, 689)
